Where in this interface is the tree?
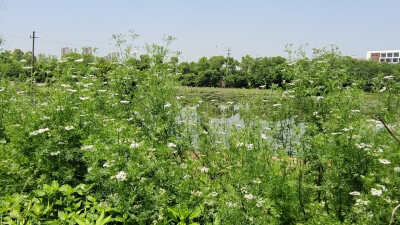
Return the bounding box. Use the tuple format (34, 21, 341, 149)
(198, 69, 220, 87)
(240, 55, 256, 73)
(0, 37, 3, 50)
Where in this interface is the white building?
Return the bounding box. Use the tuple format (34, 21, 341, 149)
(366, 50, 400, 63)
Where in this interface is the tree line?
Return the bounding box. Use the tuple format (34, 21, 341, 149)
(1, 48, 400, 92)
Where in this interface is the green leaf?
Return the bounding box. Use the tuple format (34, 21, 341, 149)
(188, 206, 202, 220)
(75, 218, 88, 225)
(60, 184, 74, 195)
(87, 195, 96, 203)
(166, 208, 179, 223)
(32, 203, 44, 216)
(58, 211, 66, 220)
(35, 190, 46, 197)
(51, 180, 59, 191)
(180, 208, 191, 221)
(96, 211, 112, 225)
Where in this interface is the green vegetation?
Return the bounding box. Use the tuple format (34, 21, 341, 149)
(1, 37, 400, 224)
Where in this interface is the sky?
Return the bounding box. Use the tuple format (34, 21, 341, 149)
(0, 0, 400, 62)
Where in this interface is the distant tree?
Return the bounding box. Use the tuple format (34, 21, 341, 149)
(248, 56, 287, 88)
(198, 69, 220, 87)
(12, 49, 24, 61)
(240, 55, 256, 73)
(196, 57, 210, 72)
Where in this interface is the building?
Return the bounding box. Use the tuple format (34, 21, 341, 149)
(367, 50, 400, 63)
(82, 47, 93, 55)
(104, 52, 120, 61)
(61, 47, 70, 57)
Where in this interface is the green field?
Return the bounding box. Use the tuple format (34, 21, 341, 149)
(1, 47, 400, 224)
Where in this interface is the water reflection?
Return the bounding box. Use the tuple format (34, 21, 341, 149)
(180, 103, 304, 155)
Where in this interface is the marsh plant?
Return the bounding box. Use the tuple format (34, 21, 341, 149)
(0, 39, 400, 224)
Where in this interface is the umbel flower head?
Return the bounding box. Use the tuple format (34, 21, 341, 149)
(115, 171, 127, 181)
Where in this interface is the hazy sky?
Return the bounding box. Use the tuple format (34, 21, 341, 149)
(1, 0, 399, 62)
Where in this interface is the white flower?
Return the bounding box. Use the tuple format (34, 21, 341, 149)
(65, 126, 74, 131)
(75, 58, 84, 62)
(355, 199, 369, 206)
(81, 145, 94, 150)
(261, 133, 268, 140)
(371, 188, 382, 196)
(209, 192, 218, 197)
(378, 158, 391, 165)
(164, 103, 171, 108)
(120, 100, 130, 104)
(379, 87, 387, 93)
(246, 144, 254, 150)
(342, 126, 353, 132)
(383, 75, 394, 80)
(30, 128, 50, 136)
(115, 171, 127, 181)
(103, 163, 111, 168)
(349, 191, 361, 196)
(204, 200, 214, 206)
(236, 142, 244, 147)
(244, 194, 254, 200)
(394, 167, 400, 172)
(273, 103, 281, 107)
(225, 201, 238, 207)
(351, 109, 360, 113)
(61, 84, 70, 88)
(50, 151, 61, 156)
(130, 141, 141, 148)
(167, 142, 176, 148)
(252, 178, 262, 184)
(256, 198, 265, 208)
(79, 96, 90, 101)
(67, 89, 77, 93)
(199, 167, 209, 173)
(193, 191, 202, 196)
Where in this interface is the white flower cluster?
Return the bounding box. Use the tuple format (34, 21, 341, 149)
(355, 199, 369, 206)
(65, 126, 75, 131)
(81, 145, 94, 150)
(50, 151, 61, 156)
(349, 191, 361, 196)
(261, 133, 268, 140)
(167, 142, 176, 148)
(371, 188, 382, 196)
(130, 141, 141, 148)
(378, 158, 391, 165)
(115, 171, 127, 181)
(30, 128, 50, 136)
(199, 167, 209, 173)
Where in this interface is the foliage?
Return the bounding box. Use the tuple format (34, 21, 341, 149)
(1, 40, 400, 224)
(0, 181, 115, 224)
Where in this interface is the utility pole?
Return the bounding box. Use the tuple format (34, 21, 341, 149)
(226, 47, 231, 77)
(222, 47, 231, 88)
(30, 31, 39, 80)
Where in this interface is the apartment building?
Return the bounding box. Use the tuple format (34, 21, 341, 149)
(366, 50, 400, 63)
